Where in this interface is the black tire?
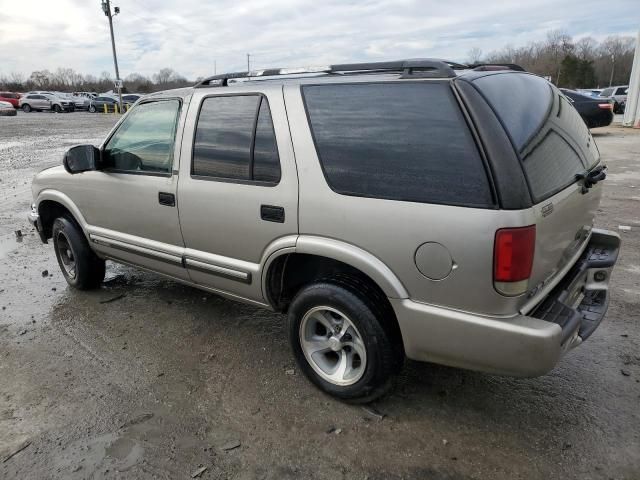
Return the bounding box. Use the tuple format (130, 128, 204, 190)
(53, 104, 62, 113)
(288, 281, 403, 403)
(22, 104, 31, 112)
(88, 105, 97, 113)
(52, 216, 105, 290)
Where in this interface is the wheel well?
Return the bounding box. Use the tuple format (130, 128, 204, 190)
(38, 200, 75, 240)
(266, 253, 404, 352)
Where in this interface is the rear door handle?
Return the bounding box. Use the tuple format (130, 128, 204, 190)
(260, 205, 285, 223)
(158, 192, 175, 207)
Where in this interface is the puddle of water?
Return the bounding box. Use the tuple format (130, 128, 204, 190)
(0, 234, 20, 259)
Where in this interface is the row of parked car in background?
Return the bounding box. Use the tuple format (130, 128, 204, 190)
(576, 85, 629, 113)
(0, 91, 142, 114)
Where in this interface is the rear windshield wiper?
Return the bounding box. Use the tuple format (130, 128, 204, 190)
(576, 165, 607, 193)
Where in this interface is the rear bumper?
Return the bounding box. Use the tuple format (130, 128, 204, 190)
(392, 229, 620, 377)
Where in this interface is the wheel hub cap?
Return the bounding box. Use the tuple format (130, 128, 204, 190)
(299, 306, 367, 386)
(55, 232, 76, 279)
(328, 336, 342, 352)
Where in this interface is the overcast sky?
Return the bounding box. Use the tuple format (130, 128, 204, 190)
(0, 0, 637, 80)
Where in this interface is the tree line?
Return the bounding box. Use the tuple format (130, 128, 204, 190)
(0, 68, 191, 93)
(470, 31, 635, 88)
(0, 31, 636, 93)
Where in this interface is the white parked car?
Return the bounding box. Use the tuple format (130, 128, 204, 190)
(0, 100, 17, 116)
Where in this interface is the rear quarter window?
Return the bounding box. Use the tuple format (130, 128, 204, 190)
(472, 73, 599, 203)
(302, 82, 494, 207)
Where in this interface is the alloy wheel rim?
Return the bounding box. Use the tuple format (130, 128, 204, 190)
(299, 306, 367, 386)
(56, 232, 76, 279)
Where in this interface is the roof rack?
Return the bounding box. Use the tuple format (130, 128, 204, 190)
(466, 63, 525, 72)
(194, 59, 460, 88)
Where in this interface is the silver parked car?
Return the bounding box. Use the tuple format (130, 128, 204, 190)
(28, 59, 620, 402)
(598, 85, 628, 113)
(19, 93, 73, 113)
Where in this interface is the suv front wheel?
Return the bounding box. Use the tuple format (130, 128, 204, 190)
(288, 281, 402, 403)
(52, 216, 105, 289)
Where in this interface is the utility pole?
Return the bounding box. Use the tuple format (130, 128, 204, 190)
(101, 0, 123, 112)
(609, 54, 615, 87)
(214, 60, 217, 75)
(247, 53, 251, 72)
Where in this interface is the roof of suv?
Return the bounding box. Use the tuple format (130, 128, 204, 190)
(144, 59, 527, 100)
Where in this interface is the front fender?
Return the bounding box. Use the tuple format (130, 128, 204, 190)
(35, 189, 91, 241)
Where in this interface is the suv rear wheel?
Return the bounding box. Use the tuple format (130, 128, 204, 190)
(52, 217, 105, 289)
(288, 281, 401, 403)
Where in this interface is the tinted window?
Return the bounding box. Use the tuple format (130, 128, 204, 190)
(192, 95, 281, 184)
(302, 83, 492, 206)
(474, 73, 599, 202)
(193, 95, 258, 180)
(615, 87, 628, 95)
(253, 100, 281, 183)
(103, 100, 180, 174)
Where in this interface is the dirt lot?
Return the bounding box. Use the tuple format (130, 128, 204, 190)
(1, 111, 639, 480)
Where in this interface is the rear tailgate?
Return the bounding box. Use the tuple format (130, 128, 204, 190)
(471, 72, 604, 304)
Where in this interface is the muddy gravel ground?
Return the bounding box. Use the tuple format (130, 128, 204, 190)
(1, 111, 639, 480)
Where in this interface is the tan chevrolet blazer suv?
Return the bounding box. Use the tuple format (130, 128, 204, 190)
(28, 59, 621, 402)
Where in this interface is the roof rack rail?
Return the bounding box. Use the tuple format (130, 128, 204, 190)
(194, 58, 459, 88)
(466, 63, 525, 72)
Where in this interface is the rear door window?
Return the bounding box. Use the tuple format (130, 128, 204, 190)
(192, 94, 281, 184)
(302, 82, 493, 207)
(473, 73, 599, 203)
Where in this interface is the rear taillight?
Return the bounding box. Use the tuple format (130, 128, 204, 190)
(493, 225, 536, 296)
(598, 103, 613, 110)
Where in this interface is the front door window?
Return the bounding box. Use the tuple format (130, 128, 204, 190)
(103, 100, 180, 174)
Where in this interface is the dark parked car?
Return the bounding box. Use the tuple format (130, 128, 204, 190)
(88, 96, 133, 113)
(0, 92, 21, 108)
(561, 89, 614, 129)
(122, 94, 141, 103)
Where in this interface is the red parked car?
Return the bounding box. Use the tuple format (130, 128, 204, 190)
(0, 92, 22, 108)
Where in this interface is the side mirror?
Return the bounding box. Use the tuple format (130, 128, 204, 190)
(63, 145, 100, 174)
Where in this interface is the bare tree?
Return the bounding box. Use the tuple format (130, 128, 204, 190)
(575, 37, 598, 60)
(601, 35, 635, 86)
(545, 30, 574, 84)
(466, 47, 483, 64)
(153, 68, 179, 85)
